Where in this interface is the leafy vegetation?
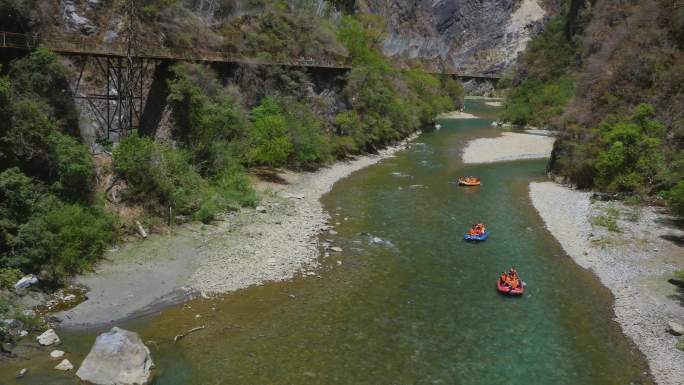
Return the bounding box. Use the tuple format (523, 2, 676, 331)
(505, 1, 684, 216)
(0, 4, 464, 286)
(502, 16, 576, 126)
(335, 15, 462, 151)
(0, 50, 118, 282)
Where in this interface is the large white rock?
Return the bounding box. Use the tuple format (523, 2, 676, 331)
(14, 275, 38, 292)
(36, 329, 60, 346)
(76, 327, 154, 385)
(50, 349, 65, 359)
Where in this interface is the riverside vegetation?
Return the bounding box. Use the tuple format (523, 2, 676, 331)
(0, 8, 463, 313)
(501, 0, 684, 215)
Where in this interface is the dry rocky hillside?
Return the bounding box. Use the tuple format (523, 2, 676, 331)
(20, 0, 548, 76)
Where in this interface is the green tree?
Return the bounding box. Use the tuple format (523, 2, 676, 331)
(247, 97, 292, 166)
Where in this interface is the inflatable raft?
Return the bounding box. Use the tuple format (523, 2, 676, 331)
(464, 230, 489, 241)
(458, 177, 481, 186)
(497, 279, 524, 296)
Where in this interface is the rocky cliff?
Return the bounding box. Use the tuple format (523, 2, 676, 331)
(359, 0, 548, 75)
(19, 0, 549, 77)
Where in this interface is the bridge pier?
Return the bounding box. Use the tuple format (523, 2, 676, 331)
(72, 55, 153, 142)
(139, 61, 172, 137)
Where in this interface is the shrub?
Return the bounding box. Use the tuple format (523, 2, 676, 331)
(17, 202, 118, 280)
(8, 48, 79, 134)
(281, 98, 332, 168)
(591, 214, 620, 232)
(668, 181, 684, 217)
(247, 97, 292, 167)
(0, 268, 22, 289)
(213, 165, 258, 208)
(113, 136, 209, 216)
(0, 168, 51, 261)
(593, 105, 667, 193)
(52, 132, 94, 202)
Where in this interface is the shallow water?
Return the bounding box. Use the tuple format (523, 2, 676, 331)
(0, 100, 653, 385)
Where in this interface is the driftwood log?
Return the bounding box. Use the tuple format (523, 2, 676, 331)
(173, 326, 206, 343)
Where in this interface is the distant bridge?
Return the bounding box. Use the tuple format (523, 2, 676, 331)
(0, 31, 499, 80)
(1, 30, 498, 139)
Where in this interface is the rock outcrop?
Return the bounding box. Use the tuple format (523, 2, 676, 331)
(359, 0, 548, 75)
(76, 327, 154, 385)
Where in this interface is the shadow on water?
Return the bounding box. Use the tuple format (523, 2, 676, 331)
(0, 100, 655, 385)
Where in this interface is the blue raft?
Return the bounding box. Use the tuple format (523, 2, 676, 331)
(464, 230, 489, 241)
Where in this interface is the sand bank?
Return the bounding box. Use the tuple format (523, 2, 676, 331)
(437, 111, 479, 119)
(461, 132, 555, 163)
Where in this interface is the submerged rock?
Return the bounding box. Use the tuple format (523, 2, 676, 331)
(16, 368, 27, 378)
(36, 329, 60, 346)
(76, 327, 154, 385)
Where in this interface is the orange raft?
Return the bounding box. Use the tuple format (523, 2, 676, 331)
(458, 177, 481, 186)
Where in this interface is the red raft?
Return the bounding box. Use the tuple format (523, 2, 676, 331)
(497, 279, 524, 296)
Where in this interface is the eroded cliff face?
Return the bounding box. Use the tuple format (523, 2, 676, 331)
(359, 0, 548, 75)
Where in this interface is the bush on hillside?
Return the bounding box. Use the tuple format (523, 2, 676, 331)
(246, 97, 292, 167)
(8, 48, 79, 135)
(52, 132, 94, 202)
(113, 136, 207, 215)
(503, 75, 574, 126)
(17, 202, 118, 280)
(281, 98, 332, 168)
(113, 135, 256, 220)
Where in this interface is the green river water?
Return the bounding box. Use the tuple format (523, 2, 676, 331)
(1, 100, 653, 385)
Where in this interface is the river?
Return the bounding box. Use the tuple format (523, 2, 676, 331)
(0, 100, 653, 385)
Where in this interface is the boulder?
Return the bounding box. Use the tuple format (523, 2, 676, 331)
(37, 329, 60, 346)
(76, 327, 154, 385)
(55, 359, 73, 371)
(667, 321, 684, 336)
(50, 349, 65, 359)
(14, 275, 38, 293)
(255, 206, 267, 213)
(61, 0, 98, 35)
(3, 319, 22, 329)
(329, 247, 343, 252)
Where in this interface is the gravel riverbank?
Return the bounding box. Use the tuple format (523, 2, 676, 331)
(462, 132, 555, 163)
(190, 133, 418, 294)
(55, 134, 418, 327)
(529, 182, 684, 385)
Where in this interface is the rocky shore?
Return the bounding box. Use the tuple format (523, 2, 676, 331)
(189, 133, 419, 295)
(529, 182, 684, 385)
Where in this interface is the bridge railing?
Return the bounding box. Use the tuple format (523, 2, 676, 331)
(0, 30, 349, 68)
(1, 31, 37, 49)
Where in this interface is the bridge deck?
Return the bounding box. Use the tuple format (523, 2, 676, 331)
(0, 31, 498, 79)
